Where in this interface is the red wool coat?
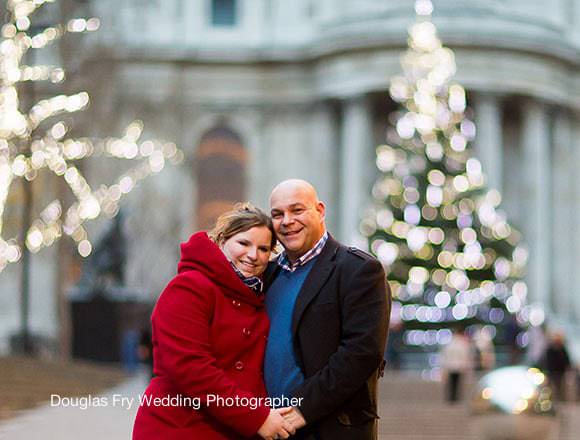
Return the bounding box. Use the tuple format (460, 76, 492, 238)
(132, 232, 270, 440)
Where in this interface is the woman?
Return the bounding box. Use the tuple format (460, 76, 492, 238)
(133, 203, 293, 439)
(440, 327, 474, 403)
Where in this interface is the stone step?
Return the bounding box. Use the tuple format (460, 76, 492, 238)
(378, 373, 580, 440)
(0, 356, 126, 421)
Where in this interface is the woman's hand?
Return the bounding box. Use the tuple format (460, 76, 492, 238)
(257, 409, 295, 439)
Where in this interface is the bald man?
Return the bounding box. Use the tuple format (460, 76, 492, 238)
(263, 179, 390, 440)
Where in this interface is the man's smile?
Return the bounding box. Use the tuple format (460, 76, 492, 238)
(282, 228, 303, 237)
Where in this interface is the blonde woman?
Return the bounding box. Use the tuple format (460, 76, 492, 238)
(133, 203, 294, 440)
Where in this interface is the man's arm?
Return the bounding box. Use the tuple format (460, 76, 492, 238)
(291, 257, 391, 423)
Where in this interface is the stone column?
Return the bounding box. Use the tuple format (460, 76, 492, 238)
(159, 0, 177, 44)
(184, 0, 203, 47)
(521, 100, 551, 309)
(244, 110, 270, 207)
(551, 110, 573, 319)
(318, 0, 341, 21)
(573, 112, 580, 322)
(118, 0, 136, 45)
(473, 93, 503, 191)
(339, 95, 374, 247)
(310, 102, 339, 234)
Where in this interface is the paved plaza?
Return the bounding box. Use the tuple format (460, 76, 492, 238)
(0, 373, 148, 440)
(1, 371, 580, 439)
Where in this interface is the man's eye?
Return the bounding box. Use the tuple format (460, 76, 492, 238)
(293, 209, 304, 214)
(271, 213, 282, 218)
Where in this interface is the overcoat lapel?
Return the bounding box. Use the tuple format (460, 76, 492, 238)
(291, 237, 339, 335)
(263, 261, 281, 290)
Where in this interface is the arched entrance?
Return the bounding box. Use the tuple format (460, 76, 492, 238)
(194, 125, 247, 230)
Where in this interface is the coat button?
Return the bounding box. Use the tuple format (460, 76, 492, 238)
(232, 300, 241, 308)
(242, 328, 251, 337)
(234, 361, 244, 371)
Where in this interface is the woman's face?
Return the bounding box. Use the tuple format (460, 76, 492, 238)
(221, 226, 273, 277)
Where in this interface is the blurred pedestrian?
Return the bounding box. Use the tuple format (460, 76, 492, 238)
(504, 313, 523, 364)
(385, 320, 404, 371)
(137, 326, 153, 379)
(440, 326, 474, 403)
(542, 331, 571, 401)
(121, 329, 139, 374)
(473, 326, 496, 372)
(526, 323, 548, 367)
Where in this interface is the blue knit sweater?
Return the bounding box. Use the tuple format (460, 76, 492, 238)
(264, 259, 315, 400)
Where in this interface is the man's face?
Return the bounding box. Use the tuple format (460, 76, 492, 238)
(270, 185, 325, 260)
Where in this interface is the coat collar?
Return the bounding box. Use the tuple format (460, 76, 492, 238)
(178, 232, 265, 308)
(264, 260, 282, 289)
(290, 235, 340, 335)
(264, 235, 341, 334)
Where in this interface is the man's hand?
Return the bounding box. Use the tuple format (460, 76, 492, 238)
(257, 409, 295, 440)
(279, 406, 307, 430)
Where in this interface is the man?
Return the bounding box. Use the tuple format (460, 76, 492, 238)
(440, 326, 473, 403)
(543, 331, 571, 401)
(264, 179, 390, 440)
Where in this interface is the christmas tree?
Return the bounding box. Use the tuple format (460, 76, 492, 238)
(363, 1, 530, 352)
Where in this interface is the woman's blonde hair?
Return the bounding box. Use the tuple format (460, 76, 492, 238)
(208, 202, 276, 250)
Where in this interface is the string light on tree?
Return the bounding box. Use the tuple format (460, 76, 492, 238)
(362, 0, 533, 348)
(0, 0, 183, 271)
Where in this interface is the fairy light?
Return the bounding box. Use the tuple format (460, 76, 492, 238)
(0, 1, 183, 271)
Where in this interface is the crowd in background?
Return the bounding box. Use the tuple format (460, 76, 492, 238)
(384, 321, 577, 404)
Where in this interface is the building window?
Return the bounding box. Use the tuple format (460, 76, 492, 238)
(211, 0, 237, 27)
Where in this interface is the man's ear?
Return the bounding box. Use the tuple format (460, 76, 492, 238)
(316, 201, 326, 221)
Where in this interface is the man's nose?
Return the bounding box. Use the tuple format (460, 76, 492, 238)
(282, 212, 294, 225)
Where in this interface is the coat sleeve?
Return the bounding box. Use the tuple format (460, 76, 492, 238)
(291, 258, 391, 423)
(153, 273, 270, 437)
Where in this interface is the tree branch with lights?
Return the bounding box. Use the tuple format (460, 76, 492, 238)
(0, 0, 183, 272)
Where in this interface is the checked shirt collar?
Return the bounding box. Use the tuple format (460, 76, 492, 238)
(277, 231, 328, 272)
(228, 261, 264, 295)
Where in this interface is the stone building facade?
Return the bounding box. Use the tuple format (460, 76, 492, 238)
(2, 0, 580, 355)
